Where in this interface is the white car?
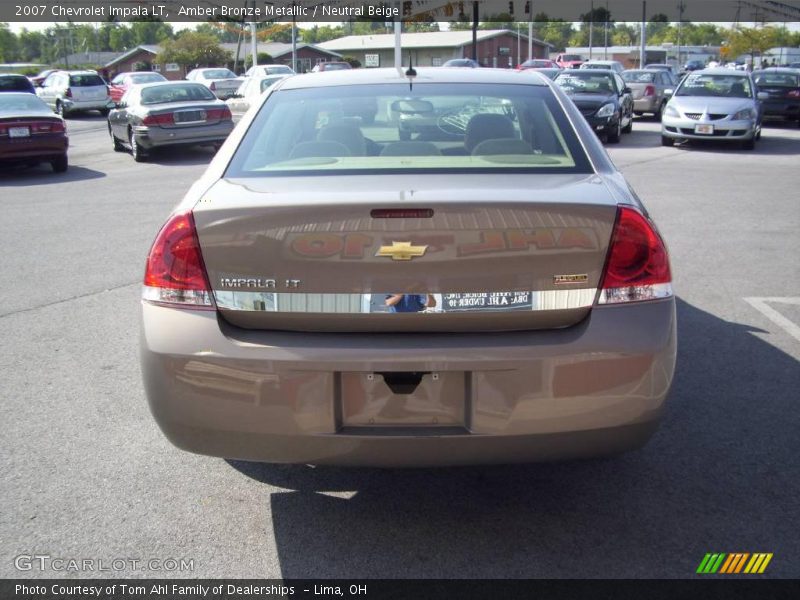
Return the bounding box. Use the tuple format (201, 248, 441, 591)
(36, 70, 111, 117)
(185, 68, 242, 100)
(244, 64, 295, 77)
(661, 68, 766, 150)
(226, 75, 290, 118)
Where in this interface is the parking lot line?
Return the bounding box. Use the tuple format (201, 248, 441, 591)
(744, 297, 800, 343)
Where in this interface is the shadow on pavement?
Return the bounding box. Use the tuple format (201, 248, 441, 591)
(0, 164, 105, 186)
(228, 297, 799, 578)
(143, 145, 217, 166)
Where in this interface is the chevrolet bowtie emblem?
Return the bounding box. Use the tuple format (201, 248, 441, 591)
(376, 241, 428, 261)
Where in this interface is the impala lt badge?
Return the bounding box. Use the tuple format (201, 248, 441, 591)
(553, 274, 589, 285)
(376, 241, 428, 261)
(220, 278, 301, 289)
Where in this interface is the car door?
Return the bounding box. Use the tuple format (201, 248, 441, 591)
(614, 73, 633, 121)
(38, 73, 57, 108)
(110, 89, 132, 137)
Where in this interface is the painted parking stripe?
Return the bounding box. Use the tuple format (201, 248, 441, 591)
(744, 297, 800, 343)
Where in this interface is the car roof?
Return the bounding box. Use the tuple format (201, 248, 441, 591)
(756, 67, 800, 74)
(279, 67, 548, 90)
(0, 73, 28, 78)
(583, 60, 619, 65)
(136, 80, 212, 89)
(690, 68, 750, 76)
(557, 69, 614, 76)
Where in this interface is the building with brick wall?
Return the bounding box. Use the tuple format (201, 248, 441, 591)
(317, 30, 551, 70)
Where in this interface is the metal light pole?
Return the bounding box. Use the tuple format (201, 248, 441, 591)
(394, 1, 402, 68)
(604, 0, 608, 59)
(528, 1, 533, 61)
(588, 0, 594, 60)
(677, 0, 685, 68)
(640, 1, 647, 68)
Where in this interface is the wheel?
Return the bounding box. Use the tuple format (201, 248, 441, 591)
(55, 101, 66, 118)
(622, 115, 633, 133)
(606, 119, 621, 143)
(654, 102, 666, 122)
(129, 129, 147, 162)
(741, 137, 756, 150)
(50, 154, 68, 173)
(661, 135, 675, 147)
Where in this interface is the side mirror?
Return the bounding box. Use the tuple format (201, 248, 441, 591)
(757, 91, 768, 101)
(664, 88, 674, 96)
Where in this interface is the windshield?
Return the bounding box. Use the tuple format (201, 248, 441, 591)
(201, 69, 236, 79)
(140, 84, 216, 105)
(622, 71, 656, 83)
(0, 93, 50, 113)
(226, 82, 590, 177)
(676, 74, 753, 98)
(265, 66, 293, 74)
(754, 72, 799, 87)
(69, 74, 105, 87)
(129, 73, 165, 85)
(555, 72, 616, 94)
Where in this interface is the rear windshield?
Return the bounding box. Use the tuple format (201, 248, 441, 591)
(754, 72, 799, 87)
(69, 74, 105, 87)
(140, 84, 216, 105)
(201, 69, 236, 79)
(129, 73, 165, 85)
(260, 77, 285, 92)
(622, 71, 656, 83)
(0, 93, 49, 113)
(226, 82, 591, 177)
(0, 76, 33, 92)
(265, 66, 293, 74)
(322, 63, 350, 71)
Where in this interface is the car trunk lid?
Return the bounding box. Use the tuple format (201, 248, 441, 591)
(192, 174, 618, 332)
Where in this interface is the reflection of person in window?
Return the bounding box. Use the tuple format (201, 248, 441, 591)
(385, 294, 436, 313)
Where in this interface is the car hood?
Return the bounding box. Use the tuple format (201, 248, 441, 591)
(565, 92, 617, 109)
(669, 95, 754, 114)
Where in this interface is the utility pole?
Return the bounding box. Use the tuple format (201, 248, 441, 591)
(603, 0, 608, 59)
(528, 1, 533, 61)
(250, 0, 258, 70)
(588, 1, 594, 60)
(640, 0, 647, 68)
(472, 1, 479, 62)
(291, 3, 297, 73)
(394, 1, 401, 68)
(677, 0, 685, 68)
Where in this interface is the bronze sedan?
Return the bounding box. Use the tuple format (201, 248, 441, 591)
(141, 68, 676, 467)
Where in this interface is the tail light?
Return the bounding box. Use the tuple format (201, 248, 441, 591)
(644, 85, 656, 96)
(142, 212, 213, 309)
(597, 206, 672, 304)
(206, 107, 232, 121)
(32, 120, 65, 133)
(142, 113, 174, 126)
(64, 88, 72, 98)
(788, 89, 800, 98)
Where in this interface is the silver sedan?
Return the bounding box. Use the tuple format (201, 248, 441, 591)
(661, 68, 766, 149)
(107, 81, 234, 162)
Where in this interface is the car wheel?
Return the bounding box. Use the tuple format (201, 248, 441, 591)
(654, 102, 665, 122)
(741, 137, 756, 150)
(129, 129, 147, 162)
(622, 115, 633, 133)
(50, 154, 68, 173)
(661, 135, 675, 147)
(55, 101, 66, 118)
(109, 125, 125, 152)
(606, 119, 621, 143)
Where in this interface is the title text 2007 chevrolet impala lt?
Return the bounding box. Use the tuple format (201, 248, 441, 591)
(140, 68, 676, 466)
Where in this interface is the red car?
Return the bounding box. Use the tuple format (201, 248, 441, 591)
(0, 92, 68, 172)
(108, 71, 166, 104)
(517, 59, 559, 70)
(555, 54, 584, 69)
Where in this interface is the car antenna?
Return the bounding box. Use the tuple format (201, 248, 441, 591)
(405, 57, 416, 91)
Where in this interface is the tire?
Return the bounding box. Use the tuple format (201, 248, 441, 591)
(654, 102, 665, 123)
(51, 154, 68, 173)
(109, 125, 125, 152)
(55, 101, 66, 118)
(129, 129, 147, 162)
(606, 119, 621, 144)
(741, 137, 756, 150)
(661, 135, 675, 147)
(622, 115, 633, 134)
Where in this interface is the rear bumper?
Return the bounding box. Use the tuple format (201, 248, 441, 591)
(633, 97, 660, 112)
(132, 122, 234, 149)
(62, 98, 110, 112)
(141, 298, 677, 466)
(0, 135, 68, 161)
(761, 101, 800, 118)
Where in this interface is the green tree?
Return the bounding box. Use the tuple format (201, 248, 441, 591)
(532, 16, 574, 52)
(108, 26, 134, 52)
(130, 21, 174, 46)
(17, 28, 46, 62)
(301, 25, 344, 44)
(157, 32, 231, 69)
(727, 26, 778, 65)
(0, 23, 19, 62)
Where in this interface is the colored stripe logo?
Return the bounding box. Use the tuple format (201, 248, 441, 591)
(697, 553, 773, 574)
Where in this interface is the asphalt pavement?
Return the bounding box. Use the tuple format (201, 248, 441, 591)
(1, 114, 798, 578)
